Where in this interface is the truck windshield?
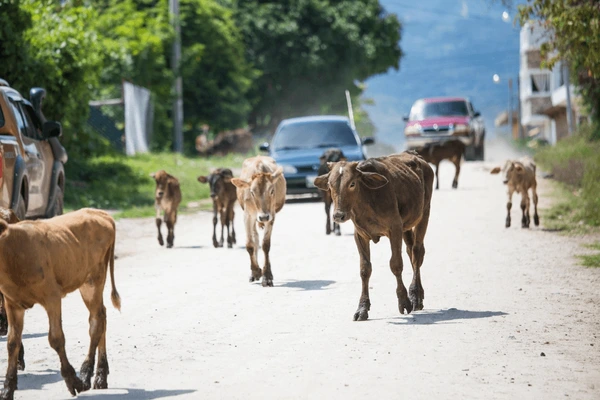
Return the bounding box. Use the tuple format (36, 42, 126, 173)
(272, 121, 358, 151)
(410, 101, 469, 120)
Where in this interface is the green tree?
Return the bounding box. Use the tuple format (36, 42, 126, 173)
(517, 0, 600, 123)
(234, 0, 402, 133)
(0, 0, 33, 90)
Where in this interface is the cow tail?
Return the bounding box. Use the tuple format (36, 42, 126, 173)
(109, 240, 122, 311)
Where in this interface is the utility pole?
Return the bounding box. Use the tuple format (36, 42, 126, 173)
(508, 78, 513, 139)
(345, 90, 356, 130)
(170, 0, 184, 153)
(563, 62, 575, 136)
(517, 76, 524, 140)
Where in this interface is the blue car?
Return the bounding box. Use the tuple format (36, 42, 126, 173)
(259, 116, 374, 195)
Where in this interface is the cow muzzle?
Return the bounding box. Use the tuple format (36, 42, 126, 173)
(210, 193, 217, 199)
(156, 191, 164, 199)
(503, 180, 508, 185)
(258, 213, 271, 223)
(333, 210, 348, 223)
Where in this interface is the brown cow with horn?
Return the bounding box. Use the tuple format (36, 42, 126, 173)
(315, 151, 434, 321)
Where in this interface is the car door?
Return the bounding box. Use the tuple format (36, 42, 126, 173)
(468, 101, 484, 145)
(8, 99, 48, 216)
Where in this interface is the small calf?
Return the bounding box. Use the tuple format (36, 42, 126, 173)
(490, 158, 539, 228)
(198, 168, 237, 248)
(317, 148, 347, 236)
(151, 170, 182, 248)
(414, 140, 465, 190)
(0, 208, 121, 399)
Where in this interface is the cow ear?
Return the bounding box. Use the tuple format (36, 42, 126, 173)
(0, 220, 8, 238)
(314, 173, 330, 191)
(359, 171, 389, 189)
(515, 164, 524, 173)
(271, 166, 284, 178)
(149, 172, 156, 180)
(197, 176, 208, 183)
(490, 167, 501, 175)
(231, 178, 250, 189)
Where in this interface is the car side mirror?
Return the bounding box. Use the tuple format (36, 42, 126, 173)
(43, 121, 62, 138)
(362, 137, 375, 145)
(402, 115, 409, 122)
(259, 142, 270, 152)
(473, 111, 481, 118)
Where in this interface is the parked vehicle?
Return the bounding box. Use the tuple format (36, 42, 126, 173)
(0, 78, 68, 219)
(403, 97, 485, 161)
(259, 116, 374, 195)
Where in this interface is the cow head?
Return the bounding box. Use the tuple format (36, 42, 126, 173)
(314, 161, 388, 224)
(490, 160, 524, 184)
(198, 168, 233, 200)
(231, 166, 283, 223)
(150, 170, 172, 200)
(319, 148, 347, 165)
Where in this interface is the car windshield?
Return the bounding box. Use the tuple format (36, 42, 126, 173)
(410, 100, 469, 120)
(0, 106, 4, 128)
(272, 121, 358, 151)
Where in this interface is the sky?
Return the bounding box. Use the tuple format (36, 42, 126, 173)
(364, 0, 522, 150)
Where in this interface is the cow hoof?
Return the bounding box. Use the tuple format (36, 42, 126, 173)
(249, 271, 262, 283)
(261, 278, 273, 287)
(0, 389, 14, 400)
(452, 182, 458, 189)
(166, 243, 173, 248)
(399, 298, 413, 315)
(213, 241, 219, 248)
(409, 286, 424, 311)
(158, 237, 164, 246)
(534, 215, 539, 226)
(335, 230, 341, 236)
(66, 376, 88, 396)
(326, 230, 331, 235)
(505, 220, 511, 228)
(353, 308, 369, 321)
(227, 242, 233, 249)
(93, 374, 108, 390)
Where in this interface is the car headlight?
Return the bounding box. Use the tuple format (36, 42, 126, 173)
(453, 123, 470, 134)
(280, 164, 298, 174)
(405, 124, 422, 136)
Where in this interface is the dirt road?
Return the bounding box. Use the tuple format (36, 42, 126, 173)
(2, 138, 599, 399)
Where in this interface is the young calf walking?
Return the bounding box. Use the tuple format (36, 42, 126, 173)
(198, 168, 237, 248)
(315, 151, 434, 320)
(231, 156, 286, 287)
(491, 158, 540, 228)
(151, 170, 182, 248)
(413, 139, 465, 190)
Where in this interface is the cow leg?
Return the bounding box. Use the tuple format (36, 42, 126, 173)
(334, 222, 341, 236)
(434, 162, 440, 190)
(79, 284, 107, 390)
(390, 227, 412, 315)
(245, 213, 262, 282)
(155, 206, 164, 246)
(353, 232, 372, 321)
(0, 293, 7, 337)
(229, 205, 237, 245)
(324, 194, 332, 235)
(166, 211, 176, 248)
(520, 191, 530, 228)
(452, 156, 460, 189)
(45, 299, 87, 396)
(211, 202, 219, 248)
(532, 184, 540, 226)
(408, 207, 430, 311)
(0, 299, 24, 400)
(219, 207, 227, 248)
(261, 222, 274, 287)
(506, 188, 514, 228)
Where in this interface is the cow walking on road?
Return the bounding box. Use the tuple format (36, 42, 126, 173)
(413, 140, 465, 190)
(315, 152, 434, 320)
(317, 148, 347, 236)
(198, 168, 237, 248)
(491, 158, 540, 228)
(0, 208, 121, 399)
(231, 156, 286, 287)
(151, 170, 182, 248)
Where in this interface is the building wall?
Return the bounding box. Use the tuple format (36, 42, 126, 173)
(526, 50, 542, 69)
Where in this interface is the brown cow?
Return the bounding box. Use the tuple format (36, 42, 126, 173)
(317, 148, 347, 236)
(315, 151, 434, 321)
(198, 168, 237, 248)
(231, 156, 286, 287)
(413, 140, 465, 190)
(0, 208, 121, 399)
(151, 170, 182, 248)
(490, 158, 539, 228)
(196, 128, 253, 157)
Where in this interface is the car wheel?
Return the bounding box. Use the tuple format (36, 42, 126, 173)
(48, 185, 64, 218)
(475, 142, 485, 161)
(464, 144, 476, 161)
(15, 193, 26, 220)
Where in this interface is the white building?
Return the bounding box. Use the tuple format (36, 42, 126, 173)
(519, 22, 584, 144)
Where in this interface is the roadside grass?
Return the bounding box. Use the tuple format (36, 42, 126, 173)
(64, 151, 252, 219)
(577, 242, 600, 268)
(534, 125, 600, 231)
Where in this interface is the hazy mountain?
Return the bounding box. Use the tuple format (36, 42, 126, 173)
(364, 0, 521, 150)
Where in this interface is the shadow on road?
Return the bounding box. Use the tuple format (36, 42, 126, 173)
(1, 369, 64, 391)
(176, 245, 204, 249)
(387, 308, 507, 325)
(277, 280, 336, 291)
(0, 332, 48, 342)
(78, 388, 196, 399)
(285, 195, 322, 204)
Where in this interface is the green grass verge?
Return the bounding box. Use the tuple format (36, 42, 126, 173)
(64, 151, 252, 219)
(578, 242, 600, 268)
